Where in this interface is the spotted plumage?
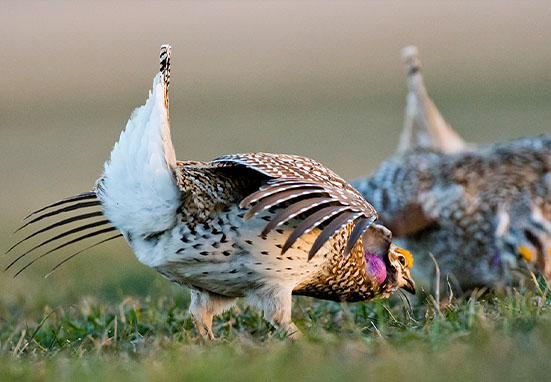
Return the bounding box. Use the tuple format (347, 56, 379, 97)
(7, 45, 415, 339)
(354, 137, 551, 290)
(352, 46, 551, 291)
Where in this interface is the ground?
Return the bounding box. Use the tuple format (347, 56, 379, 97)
(1, 261, 551, 381)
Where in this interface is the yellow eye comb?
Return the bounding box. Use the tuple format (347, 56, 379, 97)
(518, 245, 533, 262)
(396, 247, 413, 268)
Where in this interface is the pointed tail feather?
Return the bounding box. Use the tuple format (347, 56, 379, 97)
(11, 226, 118, 277)
(6, 220, 110, 270)
(96, 45, 180, 236)
(23, 191, 97, 220)
(44, 234, 123, 278)
(398, 45, 467, 154)
(14, 200, 101, 234)
(160, 44, 171, 108)
(6, 189, 123, 276)
(7, 211, 103, 254)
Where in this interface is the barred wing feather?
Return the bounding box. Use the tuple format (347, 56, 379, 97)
(212, 153, 378, 259)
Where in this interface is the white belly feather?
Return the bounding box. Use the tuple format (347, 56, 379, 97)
(127, 205, 330, 297)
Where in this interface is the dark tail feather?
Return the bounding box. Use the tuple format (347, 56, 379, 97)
(344, 216, 377, 256)
(6, 211, 104, 254)
(5, 220, 111, 271)
(244, 187, 325, 220)
(281, 205, 348, 254)
(11, 226, 117, 277)
(308, 211, 362, 260)
(44, 234, 123, 278)
(23, 192, 97, 220)
(14, 200, 101, 234)
(260, 197, 336, 237)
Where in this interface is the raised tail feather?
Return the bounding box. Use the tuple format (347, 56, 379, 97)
(95, 44, 180, 236)
(5, 45, 178, 277)
(398, 45, 467, 154)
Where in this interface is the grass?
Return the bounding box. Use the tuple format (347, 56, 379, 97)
(2, 3, 551, 379)
(1, 272, 551, 381)
(1, 207, 550, 382)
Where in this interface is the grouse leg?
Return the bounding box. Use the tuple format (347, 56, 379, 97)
(189, 290, 236, 340)
(247, 286, 301, 338)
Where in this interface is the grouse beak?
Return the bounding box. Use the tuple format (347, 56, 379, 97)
(401, 273, 416, 295)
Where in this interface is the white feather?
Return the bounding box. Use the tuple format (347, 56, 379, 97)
(97, 73, 180, 236)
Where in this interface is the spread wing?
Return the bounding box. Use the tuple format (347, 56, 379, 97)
(212, 153, 378, 259)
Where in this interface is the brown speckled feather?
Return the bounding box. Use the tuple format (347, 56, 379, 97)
(212, 153, 378, 258)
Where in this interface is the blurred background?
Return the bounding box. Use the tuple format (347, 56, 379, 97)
(1, 1, 550, 307)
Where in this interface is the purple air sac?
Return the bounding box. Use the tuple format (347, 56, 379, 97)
(364, 252, 387, 285)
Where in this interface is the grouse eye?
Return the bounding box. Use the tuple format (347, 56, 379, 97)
(398, 256, 406, 266)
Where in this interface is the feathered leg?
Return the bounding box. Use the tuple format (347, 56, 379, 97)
(189, 290, 236, 340)
(246, 287, 301, 338)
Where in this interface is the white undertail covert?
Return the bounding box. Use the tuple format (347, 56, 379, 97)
(97, 46, 179, 236)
